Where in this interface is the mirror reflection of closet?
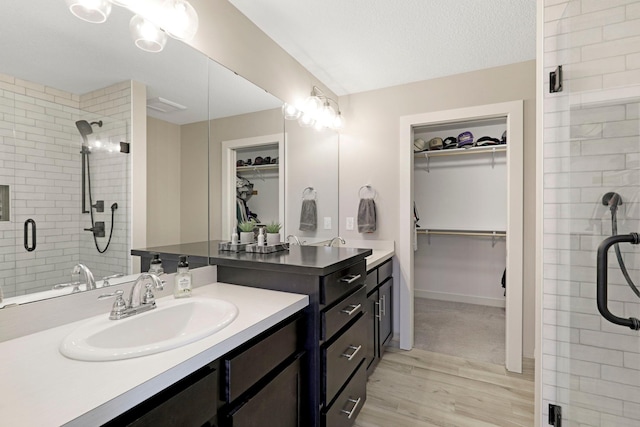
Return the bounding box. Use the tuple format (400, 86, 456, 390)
(220, 134, 285, 241)
(235, 145, 280, 228)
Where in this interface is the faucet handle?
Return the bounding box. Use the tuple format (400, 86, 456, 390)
(53, 281, 82, 293)
(98, 289, 127, 318)
(101, 273, 125, 287)
(141, 283, 157, 305)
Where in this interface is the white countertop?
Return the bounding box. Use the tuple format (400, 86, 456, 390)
(0, 282, 308, 427)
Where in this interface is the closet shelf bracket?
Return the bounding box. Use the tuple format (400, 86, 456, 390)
(492, 147, 496, 169)
(423, 152, 430, 173)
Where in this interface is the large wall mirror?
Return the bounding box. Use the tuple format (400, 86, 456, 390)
(0, 0, 339, 307)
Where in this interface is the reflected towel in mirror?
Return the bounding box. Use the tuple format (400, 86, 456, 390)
(299, 199, 317, 231)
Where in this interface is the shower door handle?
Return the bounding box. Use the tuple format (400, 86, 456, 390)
(24, 219, 36, 252)
(597, 233, 640, 330)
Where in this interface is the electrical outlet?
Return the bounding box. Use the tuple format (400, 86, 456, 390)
(346, 217, 354, 230)
(323, 217, 332, 230)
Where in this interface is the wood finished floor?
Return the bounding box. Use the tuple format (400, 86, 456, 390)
(355, 347, 535, 427)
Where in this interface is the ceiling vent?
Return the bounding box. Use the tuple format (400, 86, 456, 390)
(147, 97, 187, 113)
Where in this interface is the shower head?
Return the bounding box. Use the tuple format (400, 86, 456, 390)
(602, 192, 623, 212)
(75, 120, 103, 146)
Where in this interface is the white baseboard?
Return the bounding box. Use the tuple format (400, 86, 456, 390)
(414, 289, 506, 308)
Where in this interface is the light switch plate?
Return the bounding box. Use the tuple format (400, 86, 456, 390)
(323, 217, 332, 229)
(346, 217, 354, 230)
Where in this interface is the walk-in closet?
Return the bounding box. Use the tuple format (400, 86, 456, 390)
(399, 101, 524, 372)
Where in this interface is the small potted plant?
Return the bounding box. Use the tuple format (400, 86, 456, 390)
(265, 221, 282, 245)
(238, 220, 256, 243)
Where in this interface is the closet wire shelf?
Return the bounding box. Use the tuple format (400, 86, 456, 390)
(417, 229, 506, 247)
(415, 145, 506, 172)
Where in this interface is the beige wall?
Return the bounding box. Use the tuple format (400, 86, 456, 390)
(180, 121, 210, 244)
(188, 0, 336, 106)
(337, 60, 537, 357)
(146, 117, 182, 247)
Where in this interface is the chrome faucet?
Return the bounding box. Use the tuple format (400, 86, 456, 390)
(286, 235, 304, 246)
(72, 263, 96, 290)
(325, 237, 346, 247)
(99, 273, 164, 320)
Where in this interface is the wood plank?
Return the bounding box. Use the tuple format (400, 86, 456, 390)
(356, 347, 534, 427)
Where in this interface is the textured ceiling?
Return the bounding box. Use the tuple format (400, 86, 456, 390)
(229, 0, 537, 96)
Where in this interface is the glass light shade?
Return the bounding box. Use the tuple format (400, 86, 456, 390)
(110, 0, 132, 5)
(333, 112, 345, 130)
(130, 15, 167, 53)
(301, 95, 322, 116)
(318, 102, 336, 128)
(282, 103, 301, 120)
(65, 0, 112, 23)
(298, 112, 315, 128)
(162, 0, 199, 41)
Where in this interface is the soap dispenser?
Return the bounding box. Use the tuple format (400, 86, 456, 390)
(148, 253, 164, 275)
(257, 227, 265, 246)
(174, 255, 192, 298)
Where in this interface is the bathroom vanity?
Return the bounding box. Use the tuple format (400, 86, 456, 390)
(0, 283, 308, 426)
(133, 243, 382, 427)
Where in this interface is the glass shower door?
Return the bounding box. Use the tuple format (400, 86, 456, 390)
(542, 1, 640, 425)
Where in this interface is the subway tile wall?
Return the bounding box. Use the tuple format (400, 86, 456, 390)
(543, 1, 640, 425)
(0, 74, 131, 298)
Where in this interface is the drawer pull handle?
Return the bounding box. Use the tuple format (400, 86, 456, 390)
(341, 397, 362, 419)
(340, 274, 362, 284)
(375, 301, 381, 319)
(341, 303, 362, 316)
(341, 344, 362, 361)
(380, 295, 386, 317)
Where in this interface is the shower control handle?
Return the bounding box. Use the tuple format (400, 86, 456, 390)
(597, 233, 640, 330)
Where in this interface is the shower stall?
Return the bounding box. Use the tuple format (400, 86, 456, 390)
(540, 1, 640, 425)
(0, 78, 132, 299)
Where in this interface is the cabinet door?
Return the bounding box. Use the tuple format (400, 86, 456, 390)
(366, 291, 378, 372)
(379, 279, 393, 348)
(225, 356, 301, 427)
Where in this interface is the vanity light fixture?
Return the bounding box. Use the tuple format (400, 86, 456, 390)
(65, 0, 199, 53)
(282, 86, 345, 131)
(65, 0, 112, 24)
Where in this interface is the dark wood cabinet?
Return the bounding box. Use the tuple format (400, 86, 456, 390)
(103, 314, 303, 427)
(365, 259, 393, 375)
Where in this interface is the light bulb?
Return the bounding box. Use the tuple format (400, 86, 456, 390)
(162, 0, 199, 41)
(301, 95, 322, 116)
(298, 112, 315, 128)
(282, 103, 301, 120)
(65, 0, 112, 23)
(333, 112, 345, 130)
(130, 15, 167, 53)
(318, 101, 336, 128)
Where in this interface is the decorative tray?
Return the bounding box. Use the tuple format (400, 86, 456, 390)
(218, 242, 250, 252)
(245, 243, 289, 254)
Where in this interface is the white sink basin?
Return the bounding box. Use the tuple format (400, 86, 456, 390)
(60, 297, 239, 361)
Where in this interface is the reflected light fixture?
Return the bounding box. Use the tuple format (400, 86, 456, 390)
(65, 0, 199, 53)
(65, 0, 112, 23)
(130, 14, 167, 53)
(283, 86, 345, 132)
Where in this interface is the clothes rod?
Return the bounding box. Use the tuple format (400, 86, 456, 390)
(417, 229, 506, 238)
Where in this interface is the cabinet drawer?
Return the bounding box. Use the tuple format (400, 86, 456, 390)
(321, 262, 366, 306)
(323, 313, 367, 404)
(224, 316, 300, 403)
(323, 360, 367, 427)
(225, 356, 301, 427)
(365, 269, 377, 294)
(378, 259, 392, 284)
(322, 285, 366, 340)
